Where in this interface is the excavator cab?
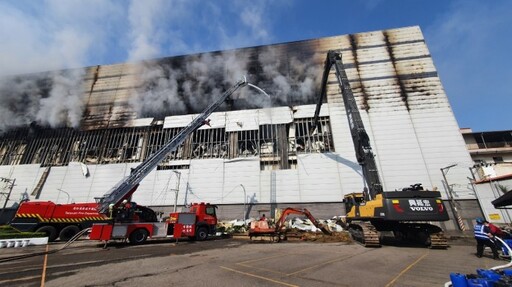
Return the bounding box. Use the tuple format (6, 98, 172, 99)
(343, 193, 365, 215)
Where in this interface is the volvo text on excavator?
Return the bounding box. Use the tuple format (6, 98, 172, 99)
(312, 50, 449, 248)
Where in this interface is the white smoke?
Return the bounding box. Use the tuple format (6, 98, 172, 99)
(36, 70, 86, 128)
(130, 51, 254, 117)
(129, 46, 321, 118)
(0, 70, 86, 133)
(0, 1, 123, 133)
(256, 47, 321, 106)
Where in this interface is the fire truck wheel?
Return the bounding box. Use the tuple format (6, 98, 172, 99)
(129, 229, 149, 245)
(59, 225, 80, 241)
(195, 226, 208, 241)
(36, 226, 58, 242)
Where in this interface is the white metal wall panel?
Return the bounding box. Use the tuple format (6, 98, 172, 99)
(117, 74, 137, 89)
(258, 107, 293, 124)
(132, 168, 188, 206)
(198, 111, 226, 130)
(356, 46, 389, 62)
(84, 163, 132, 202)
(92, 77, 120, 92)
(292, 104, 329, 119)
(163, 114, 195, 129)
(297, 154, 344, 202)
(357, 62, 396, 79)
(410, 107, 475, 199)
(354, 31, 386, 47)
(222, 158, 260, 204)
(226, 109, 259, 131)
(385, 26, 423, 43)
(131, 118, 154, 127)
(392, 42, 430, 58)
(0, 165, 44, 205)
(395, 58, 436, 74)
(163, 112, 226, 129)
(274, 169, 301, 203)
(364, 110, 432, 190)
(97, 63, 124, 78)
(259, 171, 271, 203)
(185, 159, 225, 203)
(52, 163, 96, 203)
(39, 167, 68, 203)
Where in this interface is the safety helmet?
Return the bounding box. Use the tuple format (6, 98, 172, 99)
(476, 217, 484, 224)
(122, 199, 128, 204)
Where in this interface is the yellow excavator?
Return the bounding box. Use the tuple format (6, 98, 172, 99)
(312, 50, 449, 248)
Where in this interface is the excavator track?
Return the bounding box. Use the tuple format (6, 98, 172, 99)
(391, 222, 449, 249)
(348, 222, 381, 247)
(428, 230, 448, 249)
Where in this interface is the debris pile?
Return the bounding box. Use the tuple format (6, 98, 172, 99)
(217, 216, 352, 243)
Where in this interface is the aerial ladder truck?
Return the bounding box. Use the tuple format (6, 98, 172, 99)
(89, 78, 249, 244)
(312, 50, 449, 248)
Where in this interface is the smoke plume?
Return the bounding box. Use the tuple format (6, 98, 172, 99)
(130, 47, 320, 118)
(0, 70, 85, 134)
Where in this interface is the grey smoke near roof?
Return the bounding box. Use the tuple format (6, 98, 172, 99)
(131, 47, 321, 119)
(0, 70, 85, 134)
(0, 46, 320, 133)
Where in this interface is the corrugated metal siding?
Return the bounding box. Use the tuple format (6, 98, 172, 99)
(0, 164, 44, 203)
(222, 158, 260, 204)
(185, 159, 225, 203)
(272, 169, 301, 203)
(297, 154, 343, 202)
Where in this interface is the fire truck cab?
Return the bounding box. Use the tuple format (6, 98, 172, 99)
(89, 202, 218, 244)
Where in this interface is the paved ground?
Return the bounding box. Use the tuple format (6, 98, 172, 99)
(0, 236, 509, 287)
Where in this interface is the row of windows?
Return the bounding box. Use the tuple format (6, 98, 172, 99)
(0, 117, 334, 170)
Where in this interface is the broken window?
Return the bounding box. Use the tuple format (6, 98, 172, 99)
(191, 128, 227, 159)
(293, 117, 334, 154)
(99, 128, 145, 164)
(259, 124, 290, 170)
(0, 114, 334, 169)
(146, 126, 185, 167)
(259, 124, 280, 159)
(230, 130, 258, 158)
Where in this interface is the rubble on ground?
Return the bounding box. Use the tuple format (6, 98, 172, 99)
(216, 216, 352, 243)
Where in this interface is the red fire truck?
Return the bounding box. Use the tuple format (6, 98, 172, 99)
(9, 201, 108, 242)
(89, 202, 218, 244)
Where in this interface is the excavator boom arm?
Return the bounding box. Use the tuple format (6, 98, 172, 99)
(313, 50, 382, 200)
(275, 208, 332, 235)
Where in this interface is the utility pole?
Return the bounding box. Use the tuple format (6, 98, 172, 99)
(0, 177, 16, 222)
(440, 165, 466, 231)
(240, 184, 247, 223)
(172, 171, 181, 212)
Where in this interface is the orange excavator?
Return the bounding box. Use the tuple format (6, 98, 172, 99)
(248, 208, 332, 242)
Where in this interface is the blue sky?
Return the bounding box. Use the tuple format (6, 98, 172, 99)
(0, 0, 510, 132)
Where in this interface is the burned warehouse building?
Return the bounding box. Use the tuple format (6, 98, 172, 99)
(0, 26, 475, 230)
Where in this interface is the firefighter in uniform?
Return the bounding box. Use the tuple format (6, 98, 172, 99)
(474, 217, 499, 259)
